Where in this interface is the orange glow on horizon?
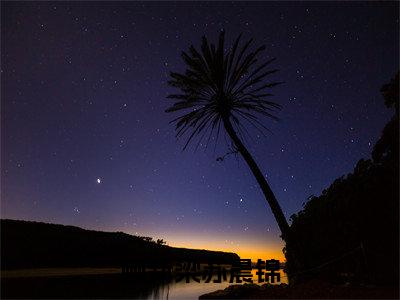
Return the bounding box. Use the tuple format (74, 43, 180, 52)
(164, 232, 286, 262)
(116, 226, 287, 262)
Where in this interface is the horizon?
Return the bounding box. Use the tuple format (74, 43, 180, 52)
(1, 217, 286, 262)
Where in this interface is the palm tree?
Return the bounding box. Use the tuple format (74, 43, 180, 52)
(165, 31, 290, 241)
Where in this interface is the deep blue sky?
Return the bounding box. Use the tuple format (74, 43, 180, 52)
(2, 1, 398, 260)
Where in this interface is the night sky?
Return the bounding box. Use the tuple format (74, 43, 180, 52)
(2, 2, 398, 261)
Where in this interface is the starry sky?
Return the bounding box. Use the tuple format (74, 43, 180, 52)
(2, 2, 399, 261)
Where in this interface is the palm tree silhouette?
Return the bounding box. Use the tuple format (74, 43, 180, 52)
(165, 31, 290, 241)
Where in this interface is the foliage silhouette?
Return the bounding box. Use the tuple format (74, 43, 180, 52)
(157, 238, 167, 245)
(165, 31, 291, 244)
(284, 72, 399, 285)
(373, 71, 399, 163)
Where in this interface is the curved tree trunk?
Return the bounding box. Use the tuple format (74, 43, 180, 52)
(222, 116, 290, 241)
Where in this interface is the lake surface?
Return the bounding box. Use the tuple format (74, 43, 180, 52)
(155, 268, 288, 300)
(2, 268, 288, 299)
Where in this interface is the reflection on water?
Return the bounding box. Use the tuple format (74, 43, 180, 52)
(1, 269, 287, 299)
(152, 269, 288, 300)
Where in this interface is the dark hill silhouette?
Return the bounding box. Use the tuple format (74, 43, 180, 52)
(1, 219, 239, 270)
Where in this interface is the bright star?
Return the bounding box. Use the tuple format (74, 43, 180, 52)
(97, 178, 101, 184)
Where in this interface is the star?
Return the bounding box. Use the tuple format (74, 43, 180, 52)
(96, 178, 101, 184)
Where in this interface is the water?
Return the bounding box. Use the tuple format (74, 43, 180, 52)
(147, 269, 288, 300)
(1, 268, 287, 299)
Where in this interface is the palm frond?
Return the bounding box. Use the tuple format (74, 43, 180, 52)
(166, 31, 282, 150)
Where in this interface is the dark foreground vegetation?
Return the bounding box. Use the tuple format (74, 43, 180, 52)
(284, 72, 399, 286)
(200, 73, 399, 299)
(1, 219, 239, 270)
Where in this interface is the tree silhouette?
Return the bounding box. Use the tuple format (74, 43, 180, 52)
(165, 31, 290, 242)
(380, 71, 399, 113)
(284, 72, 399, 285)
(372, 71, 399, 163)
(156, 239, 167, 245)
